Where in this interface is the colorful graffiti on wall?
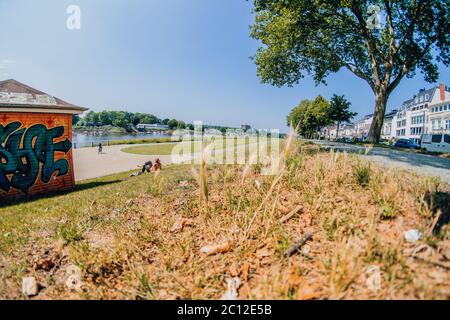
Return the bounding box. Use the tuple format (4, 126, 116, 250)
(0, 113, 74, 198)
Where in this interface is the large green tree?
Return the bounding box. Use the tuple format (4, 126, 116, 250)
(251, 0, 450, 143)
(329, 94, 357, 138)
(287, 95, 332, 138)
(167, 119, 179, 130)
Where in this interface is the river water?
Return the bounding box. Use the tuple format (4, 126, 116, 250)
(73, 131, 170, 148)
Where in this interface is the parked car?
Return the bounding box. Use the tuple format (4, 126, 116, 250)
(394, 138, 421, 150)
(421, 134, 450, 153)
(336, 137, 352, 143)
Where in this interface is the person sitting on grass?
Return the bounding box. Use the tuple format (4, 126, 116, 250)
(142, 160, 153, 174)
(130, 160, 153, 177)
(152, 158, 162, 172)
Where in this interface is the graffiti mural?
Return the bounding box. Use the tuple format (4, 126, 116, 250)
(0, 121, 72, 194)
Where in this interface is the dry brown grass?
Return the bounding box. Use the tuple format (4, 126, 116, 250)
(0, 142, 449, 300)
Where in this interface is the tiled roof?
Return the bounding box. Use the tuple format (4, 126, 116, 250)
(0, 79, 88, 113)
(402, 87, 437, 108)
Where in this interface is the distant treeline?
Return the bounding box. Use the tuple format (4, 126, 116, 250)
(73, 110, 190, 130)
(73, 110, 244, 133)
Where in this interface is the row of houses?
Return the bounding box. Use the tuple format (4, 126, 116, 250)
(324, 83, 450, 143)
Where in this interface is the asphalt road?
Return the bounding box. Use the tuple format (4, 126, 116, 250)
(312, 140, 450, 185)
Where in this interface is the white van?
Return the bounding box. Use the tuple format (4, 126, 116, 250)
(421, 134, 450, 153)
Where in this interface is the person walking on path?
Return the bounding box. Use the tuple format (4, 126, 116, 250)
(98, 143, 103, 155)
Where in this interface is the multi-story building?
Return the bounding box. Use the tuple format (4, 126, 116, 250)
(322, 123, 356, 140)
(393, 88, 433, 143)
(321, 83, 450, 142)
(427, 83, 450, 134)
(354, 114, 373, 138)
(381, 109, 398, 140)
(340, 123, 356, 138)
(392, 83, 450, 143)
(349, 110, 397, 141)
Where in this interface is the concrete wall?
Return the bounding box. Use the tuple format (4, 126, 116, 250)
(0, 112, 75, 200)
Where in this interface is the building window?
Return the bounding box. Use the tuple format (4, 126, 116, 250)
(410, 127, 423, 135)
(411, 115, 425, 125)
(432, 120, 436, 130)
(446, 119, 450, 130)
(440, 106, 443, 112)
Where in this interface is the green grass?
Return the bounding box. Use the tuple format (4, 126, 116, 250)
(108, 137, 180, 146)
(0, 165, 191, 254)
(121, 137, 276, 156)
(121, 142, 188, 155)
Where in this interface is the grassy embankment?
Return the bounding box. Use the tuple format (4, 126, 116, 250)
(121, 137, 261, 155)
(0, 141, 449, 299)
(74, 126, 128, 134)
(108, 137, 179, 147)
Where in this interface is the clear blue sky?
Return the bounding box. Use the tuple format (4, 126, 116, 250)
(1, 0, 449, 132)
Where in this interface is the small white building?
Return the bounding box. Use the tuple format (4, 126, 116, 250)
(354, 114, 373, 138)
(321, 123, 352, 140)
(136, 123, 169, 131)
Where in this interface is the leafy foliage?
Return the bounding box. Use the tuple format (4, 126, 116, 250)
(251, 0, 450, 142)
(287, 95, 332, 137)
(77, 111, 189, 131)
(329, 94, 357, 136)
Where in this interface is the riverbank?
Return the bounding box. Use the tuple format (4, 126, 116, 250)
(73, 133, 175, 148)
(74, 125, 128, 134)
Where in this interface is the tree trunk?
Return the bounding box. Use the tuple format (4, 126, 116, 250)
(367, 91, 388, 143)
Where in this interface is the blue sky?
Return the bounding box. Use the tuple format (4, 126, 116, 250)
(0, 0, 449, 132)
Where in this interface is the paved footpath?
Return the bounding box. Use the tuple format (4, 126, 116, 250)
(73, 142, 249, 181)
(312, 140, 450, 185)
(73, 144, 174, 181)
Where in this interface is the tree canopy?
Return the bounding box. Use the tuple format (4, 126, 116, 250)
(251, 0, 450, 142)
(328, 94, 357, 138)
(79, 111, 171, 130)
(287, 95, 332, 138)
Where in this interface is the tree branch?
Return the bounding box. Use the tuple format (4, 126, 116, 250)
(349, 1, 382, 87)
(387, 41, 434, 95)
(344, 63, 376, 92)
